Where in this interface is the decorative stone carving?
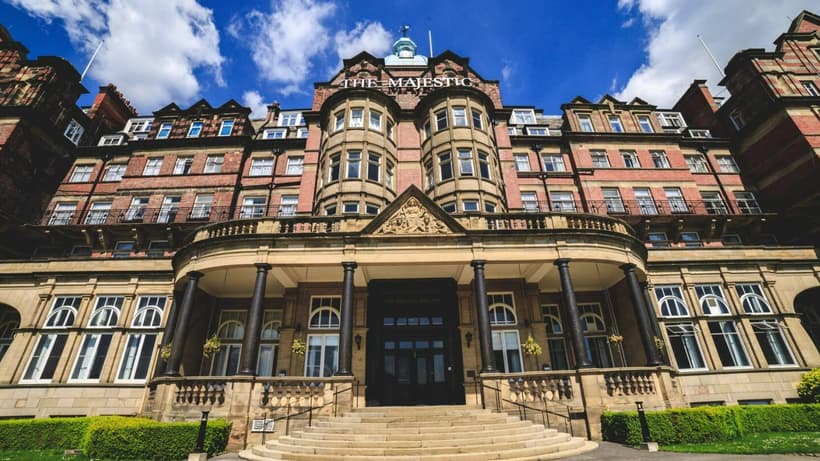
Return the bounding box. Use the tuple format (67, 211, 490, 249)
(375, 197, 451, 235)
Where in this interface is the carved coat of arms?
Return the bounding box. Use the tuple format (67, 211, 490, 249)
(375, 197, 450, 235)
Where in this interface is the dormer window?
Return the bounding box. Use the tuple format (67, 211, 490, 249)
(263, 128, 286, 139)
(279, 112, 302, 126)
(156, 122, 172, 139)
(98, 135, 123, 146)
(218, 119, 234, 136)
(511, 109, 535, 125)
(608, 115, 623, 133)
(655, 112, 686, 132)
(64, 119, 84, 145)
(187, 121, 203, 137)
(577, 114, 594, 132)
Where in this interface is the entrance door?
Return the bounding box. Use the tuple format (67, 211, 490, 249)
(366, 279, 464, 406)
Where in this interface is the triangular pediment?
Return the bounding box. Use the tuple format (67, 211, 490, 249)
(362, 185, 466, 236)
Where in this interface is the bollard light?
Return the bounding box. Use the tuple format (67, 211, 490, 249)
(194, 410, 210, 453)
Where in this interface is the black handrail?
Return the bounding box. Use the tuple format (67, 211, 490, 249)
(267, 382, 354, 435)
(478, 381, 578, 437)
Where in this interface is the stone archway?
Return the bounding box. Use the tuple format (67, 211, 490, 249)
(0, 304, 21, 364)
(794, 287, 820, 352)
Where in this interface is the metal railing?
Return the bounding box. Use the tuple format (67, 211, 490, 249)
(267, 379, 357, 436)
(43, 205, 287, 226)
(478, 381, 577, 437)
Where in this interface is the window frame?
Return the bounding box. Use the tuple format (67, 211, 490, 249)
(69, 165, 94, 183)
(608, 115, 624, 133)
(249, 158, 274, 177)
(514, 154, 531, 172)
(218, 119, 235, 137)
(186, 121, 204, 138)
(156, 122, 173, 139)
(204, 155, 224, 174)
(654, 285, 689, 317)
(285, 156, 304, 175)
(577, 113, 594, 132)
(102, 163, 127, 182)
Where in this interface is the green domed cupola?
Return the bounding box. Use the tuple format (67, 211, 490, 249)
(385, 25, 428, 66)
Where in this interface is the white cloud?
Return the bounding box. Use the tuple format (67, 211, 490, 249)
(334, 21, 392, 64)
(234, 0, 336, 96)
(241, 90, 268, 119)
(501, 63, 513, 84)
(7, 0, 224, 112)
(615, 0, 804, 107)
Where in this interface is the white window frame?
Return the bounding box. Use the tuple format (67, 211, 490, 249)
(102, 163, 126, 181)
(125, 197, 149, 222)
(204, 155, 224, 174)
(187, 121, 203, 137)
(191, 194, 213, 220)
(577, 113, 594, 132)
(305, 334, 339, 377)
(512, 109, 536, 125)
(608, 115, 624, 133)
(349, 108, 364, 128)
(514, 154, 531, 172)
(551, 191, 576, 212)
(69, 333, 113, 382)
(263, 128, 287, 139)
(654, 285, 689, 317)
(665, 323, 707, 371)
(369, 110, 383, 130)
(685, 155, 709, 173)
(716, 156, 739, 173)
(695, 285, 730, 316)
(708, 320, 751, 368)
(143, 158, 162, 176)
(452, 107, 468, 127)
(22, 333, 68, 383)
(590, 151, 610, 168)
(279, 112, 302, 127)
(491, 330, 523, 373)
(637, 115, 654, 133)
(602, 188, 625, 213)
(634, 188, 657, 215)
(286, 156, 304, 175)
(735, 284, 773, 314)
(64, 119, 84, 145)
(218, 119, 234, 137)
(240, 196, 267, 219)
(651, 151, 670, 169)
(249, 158, 273, 176)
(542, 154, 565, 172)
(156, 122, 172, 139)
(279, 195, 298, 216)
(156, 196, 180, 223)
(70, 165, 94, 183)
(85, 201, 112, 225)
(49, 202, 76, 225)
(751, 320, 796, 367)
(521, 192, 539, 212)
(173, 157, 193, 175)
(622, 151, 640, 168)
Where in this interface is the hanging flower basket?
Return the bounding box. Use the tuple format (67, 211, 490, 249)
(291, 338, 307, 356)
(653, 335, 666, 352)
(202, 334, 222, 358)
(521, 335, 542, 356)
(608, 334, 624, 344)
(159, 343, 172, 361)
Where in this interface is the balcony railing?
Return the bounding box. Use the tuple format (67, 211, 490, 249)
(42, 205, 287, 226)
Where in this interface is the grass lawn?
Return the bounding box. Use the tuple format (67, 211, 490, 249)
(661, 432, 820, 455)
(0, 450, 91, 461)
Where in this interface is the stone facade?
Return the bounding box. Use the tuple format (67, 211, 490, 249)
(0, 12, 818, 451)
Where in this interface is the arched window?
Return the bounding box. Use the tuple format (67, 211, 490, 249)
(654, 286, 689, 317)
(88, 296, 123, 327)
(0, 305, 20, 363)
(258, 310, 283, 376)
(309, 296, 341, 329)
(131, 296, 167, 328)
(542, 304, 569, 370)
(695, 285, 730, 315)
(579, 304, 612, 368)
(211, 310, 245, 376)
(736, 284, 772, 314)
(45, 297, 81, 328)
(488, 293, 516, 325)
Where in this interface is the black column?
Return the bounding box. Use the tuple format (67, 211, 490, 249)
(472, 260, 496, 373)
(337, 262, 357, 376)
(239, 263, 271, 375)
(165, 271, 203, 376)
(621, 264, 663, 366)
(153, 295, 180, 377)
(555, 259, 593, 368)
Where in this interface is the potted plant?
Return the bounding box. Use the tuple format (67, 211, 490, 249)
(202, 334, 222, 358)
(608, 334, 624, 344)
(291, 338, 307, 356)
(653, 335, 666, 352)
(521, 335, 542, 356)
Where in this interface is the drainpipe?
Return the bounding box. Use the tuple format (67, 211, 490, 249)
(533, 143, 551, 212)
(268, 148, 282, 216)
(699, 146, 736, 214)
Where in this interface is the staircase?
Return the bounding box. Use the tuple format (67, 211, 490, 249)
(239, 405, 597, 460)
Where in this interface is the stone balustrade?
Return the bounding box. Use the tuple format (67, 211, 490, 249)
(604, 370, 657, 397)
(174, 378, 227, 406)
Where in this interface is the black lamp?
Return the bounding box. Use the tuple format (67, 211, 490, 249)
(465, 331, 473, 348)
(355, 333, 362, 350)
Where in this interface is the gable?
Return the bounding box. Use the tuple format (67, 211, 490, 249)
(362, 185, 466, 236)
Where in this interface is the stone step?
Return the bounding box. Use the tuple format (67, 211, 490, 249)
(238, 405, 597, 461)
(246, 437, 589, 461)
(291, 421, 547, 441)
(309, 419, 533, 434)
(277, 427, 558, 448)
(258, 432, 571, 457)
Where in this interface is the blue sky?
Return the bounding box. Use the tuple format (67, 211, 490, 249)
(0, 1, 813, 117)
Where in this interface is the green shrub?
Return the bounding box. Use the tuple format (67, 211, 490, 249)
(83, 416, 231, 461)
(797, 368, 820, 403)
(601, 411, 642, 445)
(601, 404, 820, 446)
(0, 417, 90, 450)
(733, 404, 820, 433)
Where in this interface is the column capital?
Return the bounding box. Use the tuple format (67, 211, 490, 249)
(254, 263, 272, 271)
(470, 259, 486, 268)
(554, 258, 570, 267)
(620, 263, 637, 272)
(342, 261, 358, 270)
(187, 271, 204, 280)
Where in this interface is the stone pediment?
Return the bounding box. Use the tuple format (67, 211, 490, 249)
(362, 185, 465, 236)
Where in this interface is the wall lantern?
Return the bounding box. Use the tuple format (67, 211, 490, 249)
(355, 333, 362, 350)
(465, 331, 473, 348)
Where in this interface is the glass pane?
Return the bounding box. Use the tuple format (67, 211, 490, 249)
(133, 334, 155, 379)
(416, 357, 428, 384)
(433, 353, 445, 383)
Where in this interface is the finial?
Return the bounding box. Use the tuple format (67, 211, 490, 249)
(400, 25, 410, 37)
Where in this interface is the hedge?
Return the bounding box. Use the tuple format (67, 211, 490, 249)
(602, 403, 820, 446)
(0, 416, 231, 460)
(84, 416, 231, 460)
(0, 417, 91, 450)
